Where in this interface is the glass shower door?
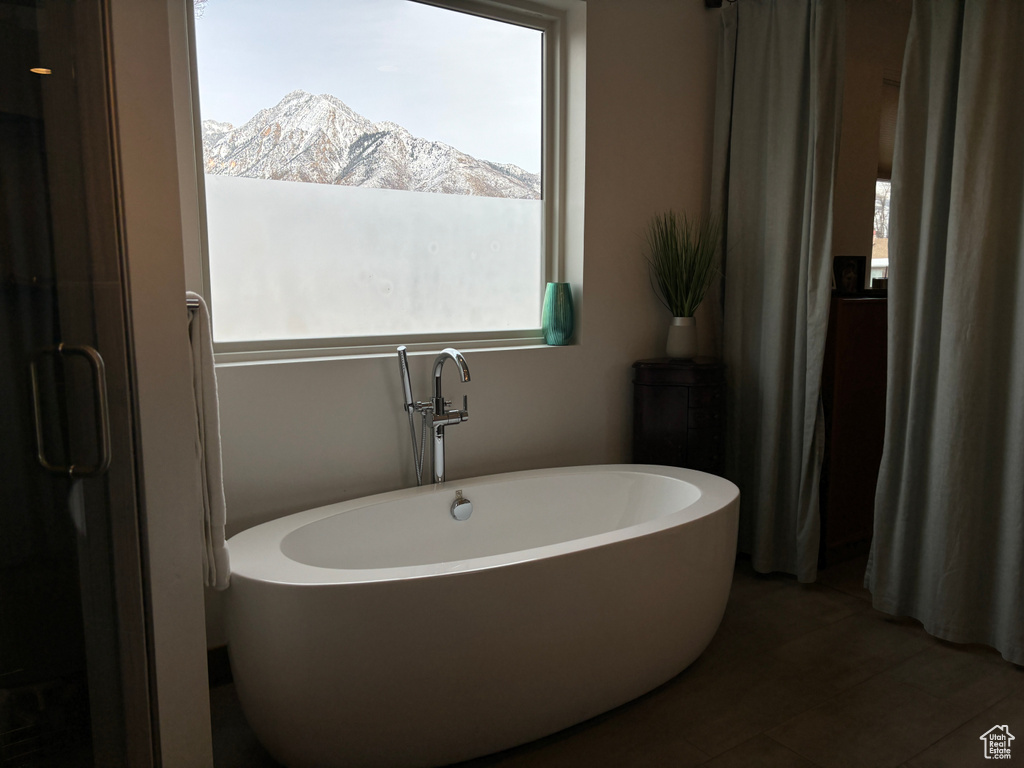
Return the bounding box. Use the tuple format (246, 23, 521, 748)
(0, 1, 152, 765)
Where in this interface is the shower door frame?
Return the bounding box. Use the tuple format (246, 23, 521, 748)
(7, 0, 219, 762)
(9, 0, 157, 763)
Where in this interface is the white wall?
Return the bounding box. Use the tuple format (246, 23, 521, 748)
(217, 0, 719, 532)
(108, 0, 213, 763)
(205, 0, 719, 645)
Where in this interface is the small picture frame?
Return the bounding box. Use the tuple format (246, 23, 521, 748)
(833, 256, 866, 295)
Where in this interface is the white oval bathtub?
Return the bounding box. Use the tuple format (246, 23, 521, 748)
(225, 464, 739, 768)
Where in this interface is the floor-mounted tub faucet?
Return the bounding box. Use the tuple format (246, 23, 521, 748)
(430, 348, 470, 484)
(396, 346, 470, 486)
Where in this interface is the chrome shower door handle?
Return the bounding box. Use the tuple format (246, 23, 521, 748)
(30, 343, 112, 478)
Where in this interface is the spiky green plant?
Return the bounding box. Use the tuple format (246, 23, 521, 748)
(645, 211, 721, 318)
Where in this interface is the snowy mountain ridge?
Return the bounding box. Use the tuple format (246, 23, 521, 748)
(202, 90, 541, 200)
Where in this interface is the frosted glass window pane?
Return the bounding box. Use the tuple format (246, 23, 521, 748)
(206, 176, 542, 342)
(193, 0, 546, 344)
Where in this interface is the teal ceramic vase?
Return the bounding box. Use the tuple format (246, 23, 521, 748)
(541, 282, 574, 345)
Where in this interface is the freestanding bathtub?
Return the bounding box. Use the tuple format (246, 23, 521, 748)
(226, 464, 739, 768)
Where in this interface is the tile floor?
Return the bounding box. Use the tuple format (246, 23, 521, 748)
(210, 556, 1024, 767)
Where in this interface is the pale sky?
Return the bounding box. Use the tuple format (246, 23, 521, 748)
(193, 0, 543, 173)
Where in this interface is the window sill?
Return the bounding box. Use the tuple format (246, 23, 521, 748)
(212, 333, 576, 367)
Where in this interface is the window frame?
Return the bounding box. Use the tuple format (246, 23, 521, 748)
(187, 0, 568, 362)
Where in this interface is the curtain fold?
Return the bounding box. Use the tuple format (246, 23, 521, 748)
(867, 0, 1024, 665)
(715, 0, 845, 582)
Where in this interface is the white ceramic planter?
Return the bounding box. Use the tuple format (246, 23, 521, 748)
(666, 316, 697, 358)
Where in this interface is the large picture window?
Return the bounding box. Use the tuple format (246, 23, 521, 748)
(191, 0, 560, 351)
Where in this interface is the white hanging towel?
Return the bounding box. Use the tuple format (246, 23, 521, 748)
(186, 291, 230, 590)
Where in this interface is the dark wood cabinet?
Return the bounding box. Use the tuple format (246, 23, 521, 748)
(632, 358, 724, 474)
(819, 296, 887, 567)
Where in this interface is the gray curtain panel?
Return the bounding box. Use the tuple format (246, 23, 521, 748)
(714, 0, 845, 582)
(867, 0, 1024, 664)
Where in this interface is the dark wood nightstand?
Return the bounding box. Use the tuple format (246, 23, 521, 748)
(819, 295, 887, 567)
(632, 358, 725, 474)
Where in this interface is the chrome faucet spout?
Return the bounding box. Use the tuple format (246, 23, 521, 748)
(432, 348, 470, 404)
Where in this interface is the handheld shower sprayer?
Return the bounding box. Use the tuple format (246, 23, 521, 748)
(398, 345, 415, 414)
(397, 346, 428, 485)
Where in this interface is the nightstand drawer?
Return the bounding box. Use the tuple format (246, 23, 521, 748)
(632, 358, 725, 475)
(688, 386, 722, 410)
(688, 407, 722, 429)
(687, 430, 723, 472)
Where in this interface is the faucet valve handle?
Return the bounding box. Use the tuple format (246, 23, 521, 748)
(459, 394, 469, 421)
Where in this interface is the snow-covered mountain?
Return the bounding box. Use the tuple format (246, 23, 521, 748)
(202, 90, 541, 200)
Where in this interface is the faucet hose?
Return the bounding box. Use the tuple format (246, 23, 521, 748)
(416, 408, 429, 486)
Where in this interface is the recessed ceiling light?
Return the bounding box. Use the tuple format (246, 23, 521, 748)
(30, 68, 52, 75)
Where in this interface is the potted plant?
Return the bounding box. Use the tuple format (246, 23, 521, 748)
(645, 211, 721, 359)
